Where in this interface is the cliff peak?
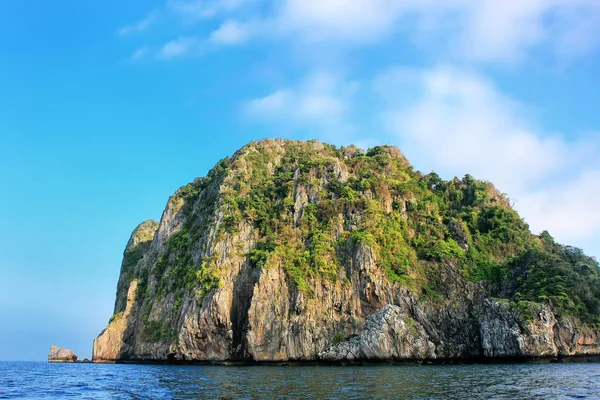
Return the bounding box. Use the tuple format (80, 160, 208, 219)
(127, 220, 159, 248)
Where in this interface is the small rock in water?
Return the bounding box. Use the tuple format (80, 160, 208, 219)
(48, 345, 78, 363)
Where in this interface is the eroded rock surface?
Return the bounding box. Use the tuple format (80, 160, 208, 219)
(319, 305, 436, 361)
(48, 345, 78, 363)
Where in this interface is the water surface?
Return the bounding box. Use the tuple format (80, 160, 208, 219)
(1, 361, 599, 399)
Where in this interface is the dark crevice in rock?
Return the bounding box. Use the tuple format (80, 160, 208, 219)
(230, 261, 260, 360)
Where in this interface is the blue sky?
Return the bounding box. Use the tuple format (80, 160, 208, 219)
(1, 0, 599, 361)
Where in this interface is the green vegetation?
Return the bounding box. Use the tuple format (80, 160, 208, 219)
(115, 222, 158, 313)
(129, 139, 600, 326)
(332, 332, 347, 345)
(403, 317, 420, 337)
(141, 318, 173, 342)
(108, 311, 123, 324)
(510, 300, 545, 322)
(134, 158, 231, 308)
(501, 232, 600, 323)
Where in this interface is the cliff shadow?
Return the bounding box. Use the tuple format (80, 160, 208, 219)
(230, 259, 261, 360)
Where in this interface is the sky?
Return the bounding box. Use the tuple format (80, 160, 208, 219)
(0, 0, 599, 361)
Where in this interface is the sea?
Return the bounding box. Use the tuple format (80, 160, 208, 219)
(1, 361, 599, 399)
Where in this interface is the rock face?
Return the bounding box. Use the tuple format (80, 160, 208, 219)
(319, 305, 436, 361)
(93, 280, 139, 362)
(48, 345, 78, 363)
(93, 139, 600, 363)
(321, 300, 600, 362)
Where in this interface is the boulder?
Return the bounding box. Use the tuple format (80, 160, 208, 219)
(48, 345, 78, 363)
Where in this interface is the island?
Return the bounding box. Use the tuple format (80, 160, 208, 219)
(91, 139, 600, 364)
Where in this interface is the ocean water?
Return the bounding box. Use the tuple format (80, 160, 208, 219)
(1, 362, 599, 399)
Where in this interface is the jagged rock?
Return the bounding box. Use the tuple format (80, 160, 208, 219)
(93, 279, 139, 362)
(48, 345, 78, 363)
(319, 305, 436, 361)
(479, 299, 557, 357)
(448, 219, 469, 250)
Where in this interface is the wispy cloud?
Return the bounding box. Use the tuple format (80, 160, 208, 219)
(121, 0, 600, 64)
(519, 168, 600, 242)
(447, 0, 600, 63)
(117, 12, 158, 36)
(158, 37, 203, 59)
(167, 0, 258, 21)
(196, 0, 600, 64)
(210, 20, 251, 44)
(243, 72, 360, 141)
(130, 46, 150, 60)
(271, 0, 403, 43)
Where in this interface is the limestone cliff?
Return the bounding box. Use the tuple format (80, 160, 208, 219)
(93, 139, 600, 363)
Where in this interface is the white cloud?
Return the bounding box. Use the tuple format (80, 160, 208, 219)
(130, 46, 150, 60)
(118, 12, 157, 35)
(376, 66, 600, 248)
(210, 20, 251, 44)
(202, 0, 406, 46)
(455, 1, 549, 62)
(197, 0, 600, 64)
(518, 169, 600, 241)
(274, 0, 403, 43)
(244, 73, 359, 138)
(122, 0, 600, 63)
(168, 0, 257, 20)
(158, 37, 202, 58)
(452, 0, 600, 62)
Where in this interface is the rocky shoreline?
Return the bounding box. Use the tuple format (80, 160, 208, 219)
(87, 354, 600, 365)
